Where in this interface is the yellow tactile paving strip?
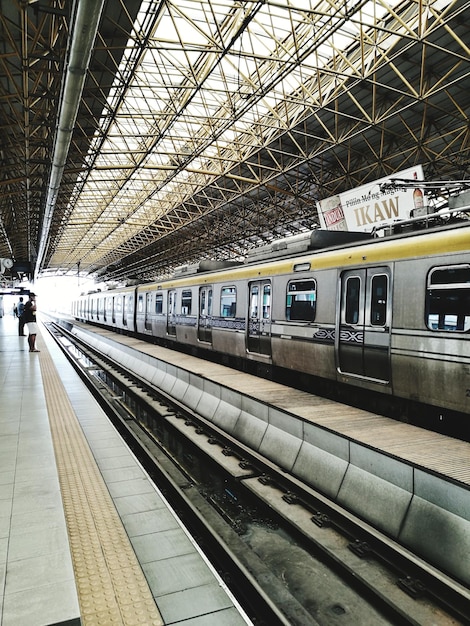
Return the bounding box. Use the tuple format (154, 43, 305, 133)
(36, 332, 163, 626)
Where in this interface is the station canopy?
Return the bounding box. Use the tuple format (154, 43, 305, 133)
(0, 0, 469, 285)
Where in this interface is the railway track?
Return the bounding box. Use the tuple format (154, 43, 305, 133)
(46, 321, 470, 626)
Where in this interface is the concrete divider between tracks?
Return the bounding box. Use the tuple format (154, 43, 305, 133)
(71, 324, 470, 587)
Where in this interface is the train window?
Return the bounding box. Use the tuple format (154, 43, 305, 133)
(262, 284, 271, 319)
(250, 286, 259, 318)
(286, 279, 316, 321)
(370, 274, 388, 326)
(426, 265, 470, 332)
(345, 276, 360, 325)
(181, 290, 192, 315)
(137, 294, 144, 313)
(200, 287, 213, 316)
(155, 294, 163, 314)
(221, 286, 236, 317)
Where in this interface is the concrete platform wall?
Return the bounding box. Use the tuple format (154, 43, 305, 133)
(71, 325, 470, 587)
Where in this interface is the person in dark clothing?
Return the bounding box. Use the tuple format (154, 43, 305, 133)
(23, 293, 40, 352)
(16, 296, 26, 336)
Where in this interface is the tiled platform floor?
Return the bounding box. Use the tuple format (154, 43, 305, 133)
(0, 313, 80, 625)
(1, 311, 251, 626)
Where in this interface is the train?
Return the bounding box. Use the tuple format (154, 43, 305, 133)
(72, 221, 470, 436)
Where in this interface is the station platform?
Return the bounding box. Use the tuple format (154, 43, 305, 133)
(0, 312, 252, 626)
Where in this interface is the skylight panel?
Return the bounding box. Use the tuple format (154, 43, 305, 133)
(63, 0, 432, 273)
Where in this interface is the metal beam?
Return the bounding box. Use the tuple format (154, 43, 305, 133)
(35, 0, 106, 278)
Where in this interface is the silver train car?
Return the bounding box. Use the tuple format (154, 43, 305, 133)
(73, 223, 470, 435)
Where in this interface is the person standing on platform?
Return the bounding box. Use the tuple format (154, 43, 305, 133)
(23, 293, 40, 352)
(16, 296, 26, 336)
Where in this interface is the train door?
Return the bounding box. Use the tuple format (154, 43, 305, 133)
(144, 292, 152, 331)
(167, 289, 177, 336)
(247, 280, 272, 356)
(111, 297, 116, 324)
(198, 286, 213, 343)
(105, 296, 113, 323)
(337, 267, 391, 381)
(98, 296, 104, 321)
(114, 295, 122, 326)
(122, 295, 127, 327)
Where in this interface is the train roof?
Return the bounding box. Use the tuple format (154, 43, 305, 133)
(146, 221, 470, 290)
(169, 215, 470, 277)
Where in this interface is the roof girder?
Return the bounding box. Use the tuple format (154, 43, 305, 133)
(1, 0, 469, 283)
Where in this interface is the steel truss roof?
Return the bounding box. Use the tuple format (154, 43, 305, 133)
(1, 0, 469, 284)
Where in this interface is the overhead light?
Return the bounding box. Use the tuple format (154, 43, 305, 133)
(0, 258, 14, 273)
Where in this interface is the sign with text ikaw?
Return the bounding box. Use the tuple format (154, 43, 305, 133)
(317, 165, 424, 234)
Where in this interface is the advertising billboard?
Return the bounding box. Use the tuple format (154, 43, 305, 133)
(317, 165, 424, 233)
